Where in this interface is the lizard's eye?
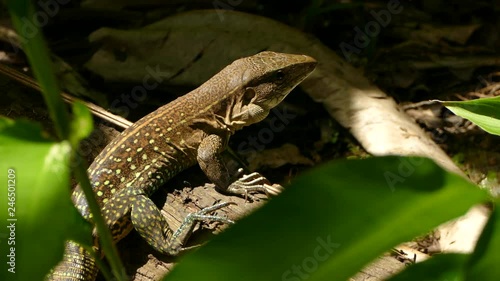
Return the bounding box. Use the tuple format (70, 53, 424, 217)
(275, 70, 285, 80)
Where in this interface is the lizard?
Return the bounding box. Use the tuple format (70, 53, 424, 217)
(46, 51, 317, 281)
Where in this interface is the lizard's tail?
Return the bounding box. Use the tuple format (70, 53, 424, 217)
(46, 241, 98, 281)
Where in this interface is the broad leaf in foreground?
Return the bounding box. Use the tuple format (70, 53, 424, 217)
(442, 96, 500, 136)
(0, 119, 91, 281)
(165, 156, 489, 281)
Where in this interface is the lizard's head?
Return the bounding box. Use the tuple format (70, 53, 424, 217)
(238, 51, 317, 109)
(226, 51, 317, 127)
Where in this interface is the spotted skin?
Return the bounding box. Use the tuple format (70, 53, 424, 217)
(47, 51, 317, 281)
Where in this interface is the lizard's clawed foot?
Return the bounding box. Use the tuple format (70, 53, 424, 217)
(227, 169, 283, 201)
(185, 201, 236, 224)
(165, 201, 235, 256)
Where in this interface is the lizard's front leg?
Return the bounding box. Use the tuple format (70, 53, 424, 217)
(197, 134, 271, 198)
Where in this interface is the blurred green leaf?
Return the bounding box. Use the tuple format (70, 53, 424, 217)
(0, 119, 92, 281)
(465, 200, 500, 281)
(165, 156, 489, 281)
(442, 97, 500, 136)
(5, 0, 126, 279)
(70, 102, 94, 147)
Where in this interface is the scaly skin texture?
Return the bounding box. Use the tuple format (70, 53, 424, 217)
(47, 51, 317, 281)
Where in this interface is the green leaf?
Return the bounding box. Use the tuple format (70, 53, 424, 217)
(5, 1, 126, 279)
(165, 156, 489, 281)
(0, 119, 92, 281)
(388, 254, 468, 281)
(442, 96, 500, 136)
(465, 200, 500, 281)
(69, 101, 94, 147)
